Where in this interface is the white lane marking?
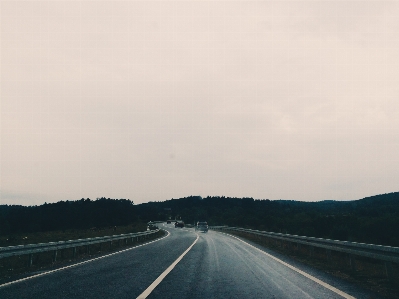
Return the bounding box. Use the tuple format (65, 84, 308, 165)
(0, 231, 170, 289)
(219, 232, 356, 299)
(136, 233, 199, 299)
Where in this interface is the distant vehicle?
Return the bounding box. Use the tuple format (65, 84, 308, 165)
(175, 221, 184, 228)
(195, 221, 208, 232)
(147, 222, 158, 230)
(166, 220, 171, 224)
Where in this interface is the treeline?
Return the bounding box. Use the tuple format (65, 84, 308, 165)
(0, 198, 136, 235)
(136, 193, 399, 247)
(1, 193, 399, 247)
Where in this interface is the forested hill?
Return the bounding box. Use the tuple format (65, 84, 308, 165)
(0, 198, 136, 235)
(135, 193, 399, 246)
(1, 193, 399, 246)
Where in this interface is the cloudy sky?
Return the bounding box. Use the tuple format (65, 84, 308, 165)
(1, 1, 399, 206)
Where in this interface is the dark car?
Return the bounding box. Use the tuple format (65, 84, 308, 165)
(175, 221, 184, 228)
(166, 220, 171, 224)
(195, 221, 208, 232)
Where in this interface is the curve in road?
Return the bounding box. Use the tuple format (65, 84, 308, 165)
(0, 223, 384, 299)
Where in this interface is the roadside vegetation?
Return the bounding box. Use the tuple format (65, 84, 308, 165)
(0, 198, 139, 241)
(1, 192, 399, 247)
(137, 192, 399, 247)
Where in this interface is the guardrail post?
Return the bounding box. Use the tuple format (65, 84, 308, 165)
(384, 262, 393, 280)
(125, 238, 128, 245)
(73, 247, 77, 258)
(86, 245, 90, 255)
(53, 250, 57, 262)
(309, 246, 314, 257)
(28, 254, 33, 267)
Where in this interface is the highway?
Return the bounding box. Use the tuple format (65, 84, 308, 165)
(0, 223, 383, 299)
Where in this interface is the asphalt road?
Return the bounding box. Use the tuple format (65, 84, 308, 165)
(0, 223, 384, 299)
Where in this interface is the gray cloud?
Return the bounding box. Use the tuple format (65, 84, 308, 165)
(2, 1, 399, 205)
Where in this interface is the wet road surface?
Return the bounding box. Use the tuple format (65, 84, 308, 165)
(0, 223, 384, 299)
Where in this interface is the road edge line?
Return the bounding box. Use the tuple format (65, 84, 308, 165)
(0, 230, 170, 289)
(219, 231, 356, 299)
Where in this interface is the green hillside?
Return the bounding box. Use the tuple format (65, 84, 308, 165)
(1, 193, 399, 246)
(136, 193, 399, 246)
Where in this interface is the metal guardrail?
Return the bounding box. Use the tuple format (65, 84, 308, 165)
(0, 229, 159, 260)
(210, 226, 399, 265)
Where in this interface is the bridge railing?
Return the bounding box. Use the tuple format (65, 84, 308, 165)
(209, 226, 399, 278)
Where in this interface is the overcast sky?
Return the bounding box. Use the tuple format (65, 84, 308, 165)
(1, 1, 399, 206)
